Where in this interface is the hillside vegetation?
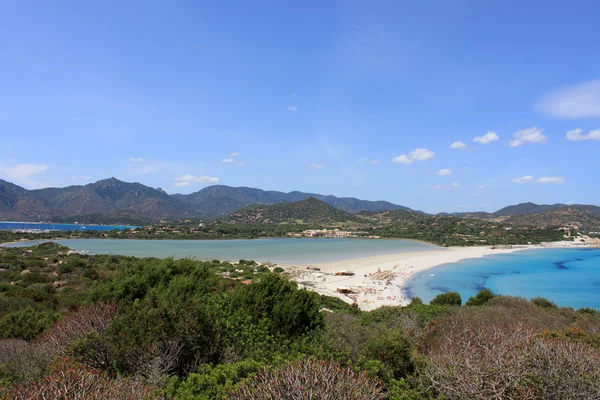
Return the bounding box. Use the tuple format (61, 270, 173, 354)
(221, 197, 363, 225)
(1, 243, 599, 399)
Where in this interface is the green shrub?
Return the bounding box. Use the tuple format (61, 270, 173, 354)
(430, 292, 462, 306)
(58, 264, 74, 274)
(466, 289, 495, 306)
(167, 359, 264, 399)
(531, 297, 557, 308)
(362, 329, 413, 380)
(0, 307, 58, 340)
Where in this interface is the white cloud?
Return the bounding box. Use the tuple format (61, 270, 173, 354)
(509, 127, 547, 147)
(392, 148, 434, 164)
(427, 183, 461, 191)
(536, 176, 566, 184)
(450, 140, 467, 150)
(308, 164, 324, 170)
(221, 158, 234, 163)
(536, 80, 600, 119)
(0, 163, 49, 188)
(72, 176, 91, 180)
(230, 152, 241, 157)
(477, 184, 492, 189)
(173, 174, 219, 186)
(566, 128, 600, 141)
(473, 131, 499, 144)
(173, 181, 192, 187)
(437, 168, 452, 176)
(129, 158, 143, 162)
(287, 106, 298, 112)
(513, 176, 535, 184)
(513, 176, 566, 184)
(238, 161, 245, 165)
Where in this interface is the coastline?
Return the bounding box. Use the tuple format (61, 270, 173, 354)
(284, 239, 599, 311)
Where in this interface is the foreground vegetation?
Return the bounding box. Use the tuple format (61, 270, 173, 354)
(1, 242, 599, 399)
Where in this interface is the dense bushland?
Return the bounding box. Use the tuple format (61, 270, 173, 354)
(1, 243, 600, 399)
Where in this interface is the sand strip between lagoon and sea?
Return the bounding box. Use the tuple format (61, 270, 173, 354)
(281, 239, 598, 311)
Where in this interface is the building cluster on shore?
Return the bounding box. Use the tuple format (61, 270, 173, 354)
(286, 229, 378, 238)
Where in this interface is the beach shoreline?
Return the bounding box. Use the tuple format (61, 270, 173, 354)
(282, 238, 599, 311)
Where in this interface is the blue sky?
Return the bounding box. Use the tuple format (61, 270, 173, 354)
(1, 0, 599, 213)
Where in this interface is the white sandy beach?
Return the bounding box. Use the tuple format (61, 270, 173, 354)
(283, 238, 598, 311)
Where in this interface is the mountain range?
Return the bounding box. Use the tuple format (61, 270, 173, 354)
(0, 178, 412, 221)
(1, 178, 599, 230)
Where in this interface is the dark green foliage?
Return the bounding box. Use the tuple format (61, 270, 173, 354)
(166, 359, 265, 400)
(0, 307, 58, 340)
(430, 292, 462, 306)
(58, 263, 74, 274)
(231, 273, 324, 337)
(465, 289, 495, 306)
(362, 329, 413, 380)
(531, 297, 557, 308)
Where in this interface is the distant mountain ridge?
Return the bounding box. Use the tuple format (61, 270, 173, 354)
(0, 178, 413, 221)
(173, 184, 413, 218)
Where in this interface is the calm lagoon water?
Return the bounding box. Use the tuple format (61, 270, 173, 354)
(404, 248, 600, 310)
(1, 238, 437, 265)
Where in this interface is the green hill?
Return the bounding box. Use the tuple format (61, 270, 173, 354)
(222, 197, 362, 225)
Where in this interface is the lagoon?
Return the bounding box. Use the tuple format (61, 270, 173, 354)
(1, 238, 438, 265)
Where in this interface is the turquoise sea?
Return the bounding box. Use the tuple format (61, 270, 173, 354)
(1, 238, 437, 265)
(404, 248, 600, 310)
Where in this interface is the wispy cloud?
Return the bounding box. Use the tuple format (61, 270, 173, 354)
(509, 127, 547, 147)
(230, 152, 241, 157)
(392, 148, 434, 164)
(221, 159, 234, 163)
(536, 80, 600, 119)
(287, 106, 298, 112)
(72, 175, 91, 180)
(450, 140, 467, 150)
(427, 183, 461, 191)
(359, 157, 379, 164)
(566, 128, 600, 141)
(473, 131, 499, 144)
(437, 168, 452, 176)
(173, 181, 192, 187)
(173, 174, 219, 186)
(0, 163, 50, 188)
(308, 164, 324, 170)
(472, 184, 493, 197)
(129, 158, 144, 162)
(513, 176, 566, 184)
